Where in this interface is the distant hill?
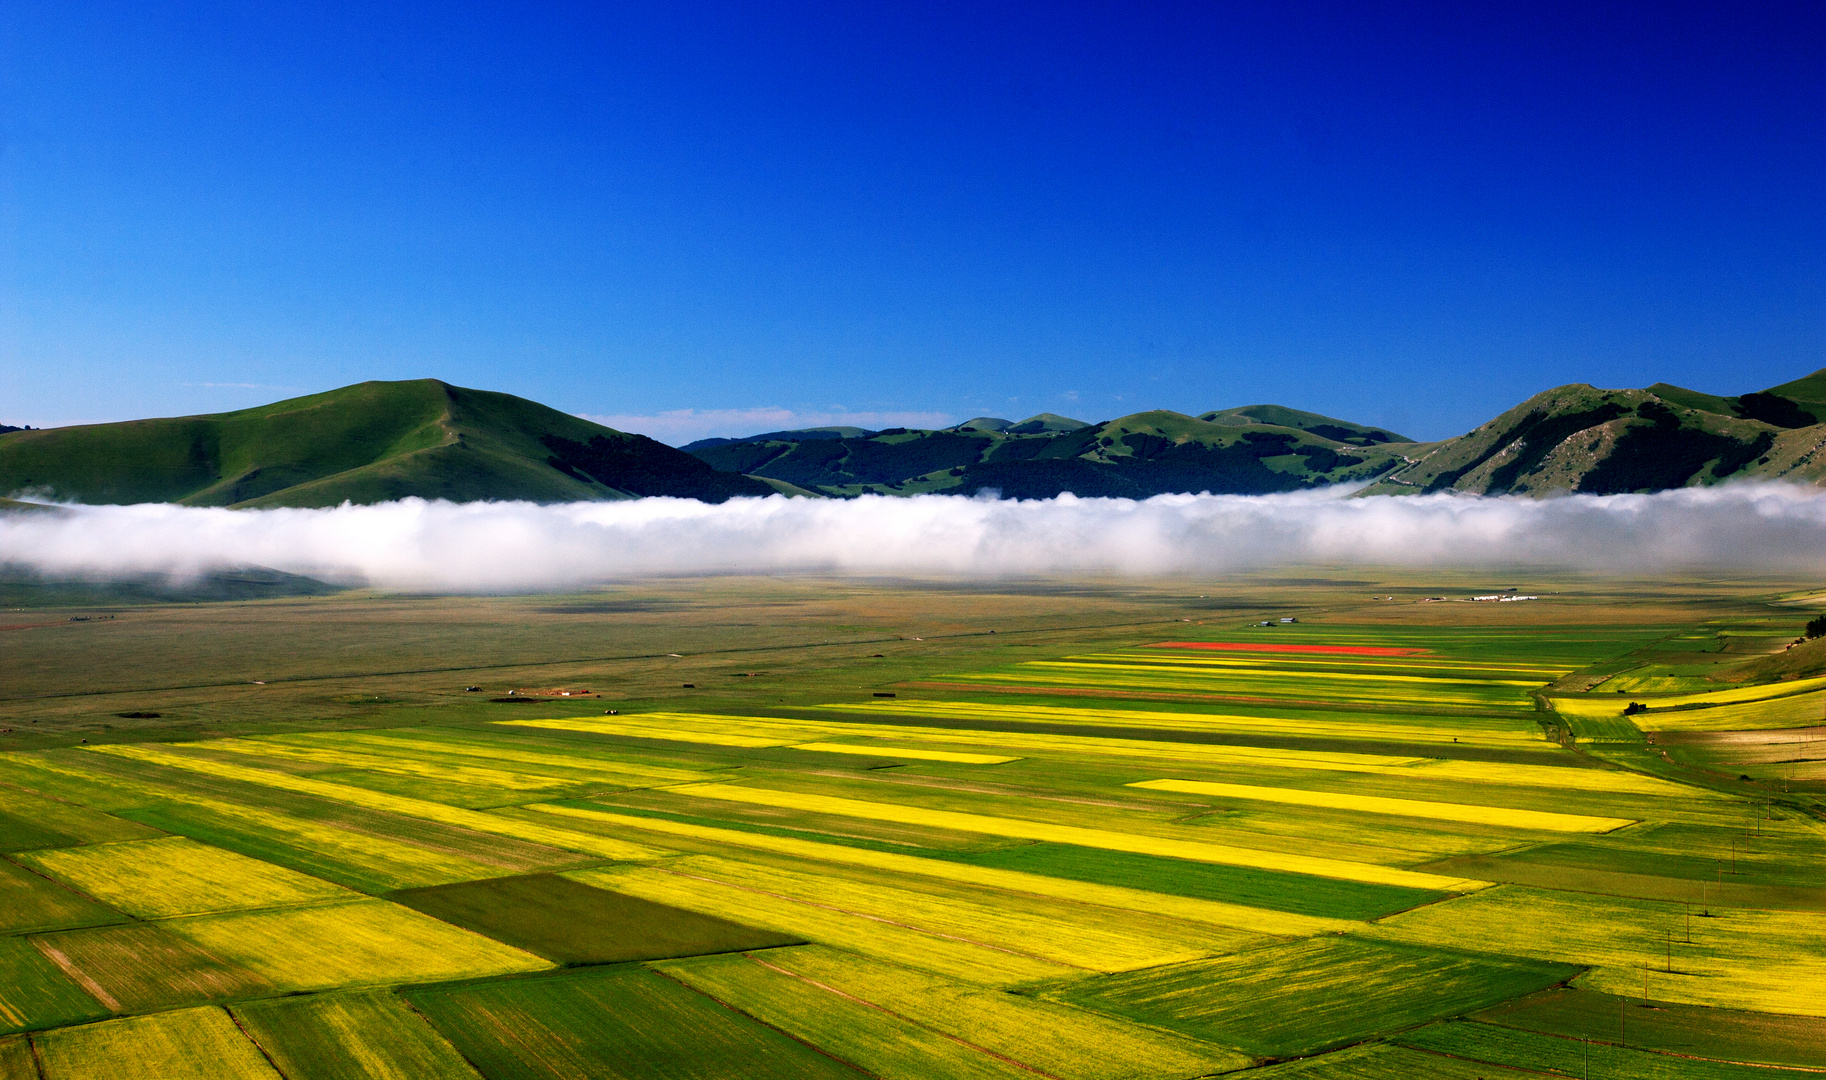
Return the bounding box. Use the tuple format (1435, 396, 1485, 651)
(1199, 405, 1412, 446)
(680, 426, 873, 452)
(1004, 412, 1091, 434)
(0, 380, 773, 507)
(1363, 368, 1826, 496)
(952, 417, 1014, 433)
(686, 407, 1408, 498)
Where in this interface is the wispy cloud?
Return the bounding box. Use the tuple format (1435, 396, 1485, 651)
(4, 484, 1824, 592)
(580, 407, 957, 445)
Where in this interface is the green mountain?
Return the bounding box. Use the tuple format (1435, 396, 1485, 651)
(1004, 412, 1091, 434)
(687, 407, 1408, 498)
(0, 380, 772, 507)
(12, 368, 1824, 507)
(1362, 369, 1826, 496)
(1199, 405, 1412, 446)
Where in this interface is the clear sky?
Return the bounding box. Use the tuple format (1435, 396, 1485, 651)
(3, 2, 1822, 443)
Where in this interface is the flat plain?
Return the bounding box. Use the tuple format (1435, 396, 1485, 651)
(3, 570, 1826, 1077)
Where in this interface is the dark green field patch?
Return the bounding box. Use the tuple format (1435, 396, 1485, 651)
(1559, 709, 1648, 743)
(391, 873, 800, 965)
(33, 922, 275, 1012)
(1255, 1042, 1538, 1078)
(0, 859, 122, 934)
(1051, 936, 1578, 1058)
(0, 937, 109, 1035)
(1474, 988, 1826, 1071)
(0, 790, 153, 852)
(406, 964, 863, 1080)
(1509, 835, 1826, 887)
(0, 813, 79, 853)
(938, 842, 1445, 919)
(1417, 854, 1826, 911)
(1400, 1019, 1822, 1079)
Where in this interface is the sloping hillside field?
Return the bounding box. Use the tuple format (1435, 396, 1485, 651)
(3, 575, 1826, 1076)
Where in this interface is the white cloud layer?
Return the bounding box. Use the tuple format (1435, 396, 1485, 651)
(579, 407, 956, 445)
(4, 484, 1824, 592)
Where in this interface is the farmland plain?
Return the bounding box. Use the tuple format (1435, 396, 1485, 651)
(3, 570, 1826, 1076)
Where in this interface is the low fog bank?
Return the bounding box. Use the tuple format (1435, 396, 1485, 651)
(4, 485, 1824, 592)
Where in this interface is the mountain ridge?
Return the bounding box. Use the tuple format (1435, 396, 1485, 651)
(5, 368, 1825, 507)
(1362, 370, 1826, 496)
(0, 380, 773, 508)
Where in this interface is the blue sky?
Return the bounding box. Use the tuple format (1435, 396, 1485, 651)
(3, 2, 1822, 443)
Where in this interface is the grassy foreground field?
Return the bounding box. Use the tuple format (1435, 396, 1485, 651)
(3, 570, 1826, 1076)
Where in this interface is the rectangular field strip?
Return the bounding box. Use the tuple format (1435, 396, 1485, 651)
(233, 989, 484, 1080)
(814, 700, 1551, 748)
(660, 782, 1492, 891)
(86, 744, 670, 861)
(16, 836, 353, 918)
(33, 1006, 280, 1080)
(529, 802, 1358, 936)
(167, 900, 551, 991)
(1051, 936, 1578, 1059)
(1129, 779, 1638, 832)
(749, 944, 1253, 1080)
(405, 965, 863, 1080)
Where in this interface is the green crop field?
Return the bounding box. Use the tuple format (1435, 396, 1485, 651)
(1398, 1019, 1824, 1078)
(1051, 936, 1578, 1057)
(0, 861, 122, 935)
(3, 571, 1826, 1075)
(405, 965, 864, 1079)
(233, 990, 484, 1080)
(391, 872, 801, 964)
(0, 937, 109, 1035)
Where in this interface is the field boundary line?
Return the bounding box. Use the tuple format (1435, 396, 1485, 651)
(223, 1005, 294, 1080)
(646, 964, 883, 1079)
(395, 993, 498, 1080)
(28, 1032, 48, 1080)
(1397, 1042, 1567, 1076)
(1473, 1022, 1826, 1074)
(744, 953, 1065, 1080)
(1129, 779, 1639, 834)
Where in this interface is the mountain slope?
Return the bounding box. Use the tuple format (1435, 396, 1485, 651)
(1199, 405, 1412, 445)
(0, 380, 773, 507)
(1363, 370, 1826, 496)
(688, 408, 1407, 498)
